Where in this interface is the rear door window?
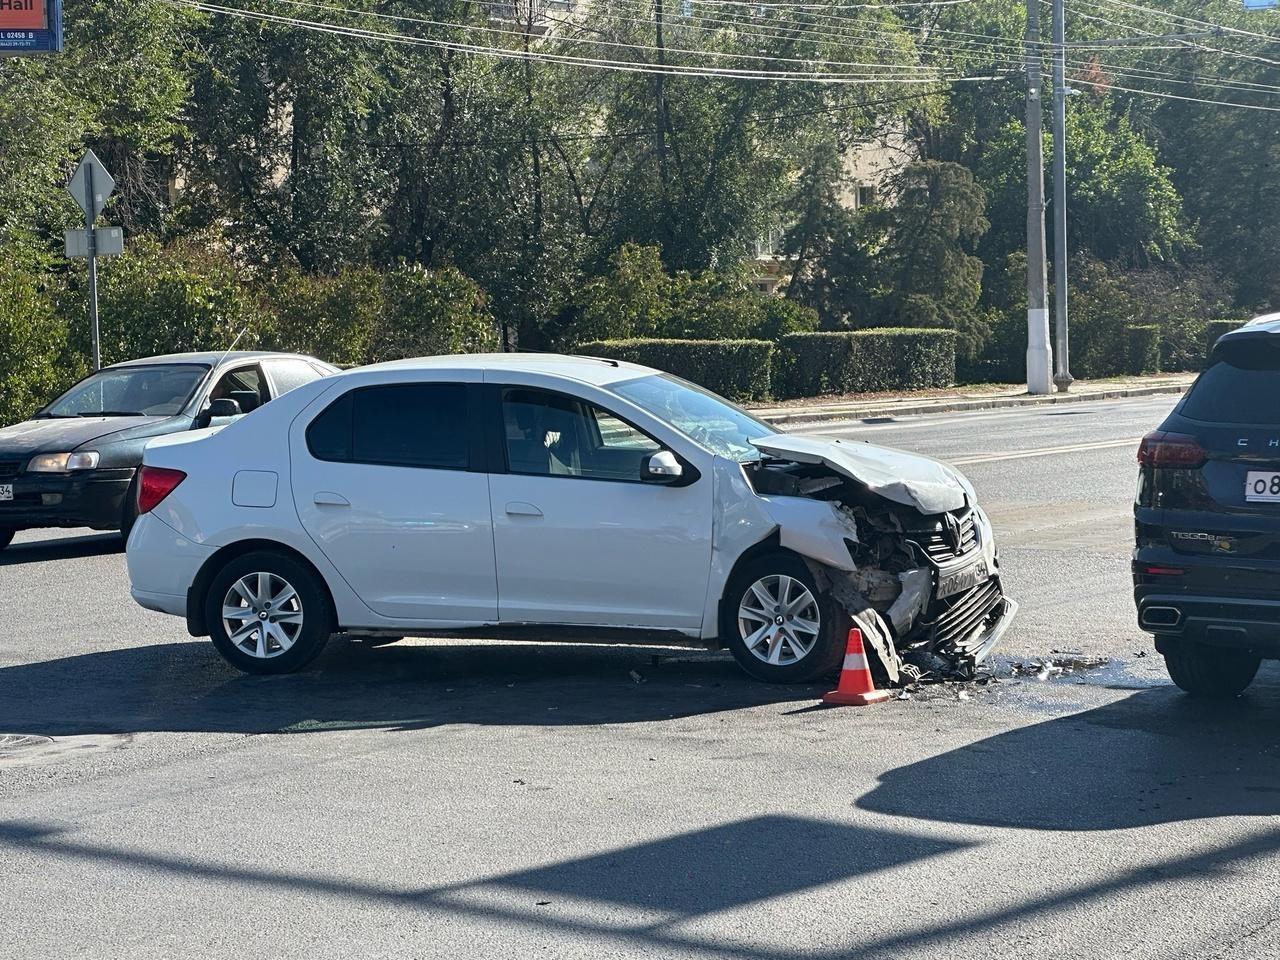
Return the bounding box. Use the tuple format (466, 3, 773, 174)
(1183, 341, 1280, 425)
(265, 358, 326, 397)
(307, 383, 470, 470)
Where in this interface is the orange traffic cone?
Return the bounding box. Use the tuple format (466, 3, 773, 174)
(822, 628, 891, 706)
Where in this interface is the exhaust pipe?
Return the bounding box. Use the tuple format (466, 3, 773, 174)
(1141, 605, 1182, 629)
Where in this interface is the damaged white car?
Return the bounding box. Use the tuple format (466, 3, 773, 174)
(126, 354, 1016, 682)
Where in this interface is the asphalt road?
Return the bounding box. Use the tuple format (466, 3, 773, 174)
(3, 393, 1279, 960)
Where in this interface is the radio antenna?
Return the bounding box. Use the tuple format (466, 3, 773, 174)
(214, 326, 250, 371)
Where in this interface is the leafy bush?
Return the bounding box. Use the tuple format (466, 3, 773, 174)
(775, 328, 957, 399)
(362, 265, 498, 362)
(577, 338, 774, 402)
(563, 243, 817, 348)
(0, 255, 81, 426)
(74, 238, 267, 365)
(262, 267, 384, 367)
(1204, 318, 1243, 362)
(1125, 325, 1160, 375)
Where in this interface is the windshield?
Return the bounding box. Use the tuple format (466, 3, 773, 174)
(612, 373, 776, 462)
(42, 364, 209, 418)
(1182, 340, 1280, 425)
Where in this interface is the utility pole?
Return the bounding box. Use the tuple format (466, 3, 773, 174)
(1024, 0, 1052, 395)
(1051, 0, 1074, 392)
(654, 0, 669, 202)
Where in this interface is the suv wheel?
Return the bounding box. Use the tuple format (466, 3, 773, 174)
(722, 552, 848, 683)
(1162, 639, 1260, 699)
(205, 550, 334, 674)
(0, 528, 13, 551)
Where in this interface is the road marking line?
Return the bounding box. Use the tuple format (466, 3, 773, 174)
(950, 437, 1142, 465)
(788, 397, 1175, 434)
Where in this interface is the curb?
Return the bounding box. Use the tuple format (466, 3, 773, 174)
(753, 381, 1192, 427)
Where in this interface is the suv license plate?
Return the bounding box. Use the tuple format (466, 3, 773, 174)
(1245, 471, 1280, 502)
(937, 558, 990, 600)
(0, 484, 11, 502)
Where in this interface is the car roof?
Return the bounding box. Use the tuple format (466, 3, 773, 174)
(355, 353, 658, 386)
(108, 351, 325, 369)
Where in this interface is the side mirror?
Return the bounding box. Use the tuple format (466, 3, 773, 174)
(197, 398, 242, 427)
(641, 450, 684, 483)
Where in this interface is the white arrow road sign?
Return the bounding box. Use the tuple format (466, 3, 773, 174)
(66, 149, 115, 219)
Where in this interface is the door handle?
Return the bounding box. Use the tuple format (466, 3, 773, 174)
(505, 501, 543, 517)
(313, 491, 350, 507)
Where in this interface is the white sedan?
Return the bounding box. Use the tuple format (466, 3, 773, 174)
(126, 354, 1015, 683)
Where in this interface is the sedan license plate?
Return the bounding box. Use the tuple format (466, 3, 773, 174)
(937, 557, 990, 600)
(0, 484, 11, 502)
(1245, 471, 1280, 503)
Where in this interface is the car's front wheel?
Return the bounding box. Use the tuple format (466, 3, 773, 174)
(205, 550, 334, 674)
(722, 552, 849, 683)
(0, 528, 13, 552)
(1162, 639, 1260, 699)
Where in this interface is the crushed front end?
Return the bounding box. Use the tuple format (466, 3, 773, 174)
(745, 447, 1017, 682)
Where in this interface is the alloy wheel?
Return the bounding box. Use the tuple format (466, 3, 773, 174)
(221, 572, 305, 659)
(737, 574, 821, 666)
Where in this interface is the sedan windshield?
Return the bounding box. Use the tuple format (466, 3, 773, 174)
(41, 364, 209, 418)
(612, 373, 776, 462)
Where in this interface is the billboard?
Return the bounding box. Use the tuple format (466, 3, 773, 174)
(0, 0, 62, 55)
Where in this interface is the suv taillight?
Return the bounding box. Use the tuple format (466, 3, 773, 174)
(1138, 431, 1207, 468)
(137, 466, 186, 513)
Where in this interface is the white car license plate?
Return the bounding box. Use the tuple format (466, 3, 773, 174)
(0, 484, 11, 502)
(937, 557, 990, 600)
(1245, 471, 1280, 502)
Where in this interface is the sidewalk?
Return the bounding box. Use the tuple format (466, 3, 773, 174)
(748, 372, 1197, 427)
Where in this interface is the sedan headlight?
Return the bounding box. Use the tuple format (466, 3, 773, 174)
(27, 451, 100, 472)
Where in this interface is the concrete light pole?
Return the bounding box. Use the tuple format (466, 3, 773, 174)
(1051, 0, 1075, 392)
(1024, 0, 1053, 395)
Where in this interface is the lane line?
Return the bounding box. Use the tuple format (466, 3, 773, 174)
(787, 397, 1175, 435)
(950, 437, 1142, 465)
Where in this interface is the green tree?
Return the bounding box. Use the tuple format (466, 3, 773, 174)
(874, 161, 990, 361)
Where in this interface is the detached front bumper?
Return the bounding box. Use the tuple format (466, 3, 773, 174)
(0, 468, 134, 531)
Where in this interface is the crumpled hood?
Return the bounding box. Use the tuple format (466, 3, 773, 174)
(0, 416, 166, 458)
(751, 434, 970, 515)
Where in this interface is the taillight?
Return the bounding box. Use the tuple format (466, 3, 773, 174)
(1137, 431, 1207, 468)
(137, 466, 186, 513)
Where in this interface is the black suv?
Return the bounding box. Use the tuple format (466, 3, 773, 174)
(1135, 316, 1280, 697)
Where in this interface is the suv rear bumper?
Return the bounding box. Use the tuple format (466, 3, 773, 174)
(1135, 589, 1280, 657)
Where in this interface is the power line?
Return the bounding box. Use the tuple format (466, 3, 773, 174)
(177, 0, 1013, 83)
(1092, 0, 1280, 44)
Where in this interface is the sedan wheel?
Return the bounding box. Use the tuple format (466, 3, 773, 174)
(221, 571, 305, 660)
(738, 574, 821, 667)
(206, 550, 333, 674)
(722, 552, 849, 683)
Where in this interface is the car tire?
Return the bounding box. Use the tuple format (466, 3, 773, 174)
(0, 528, 13, 551)
(1162, 640, 1261, 699)
(721, 551, 849, 683)
(205, 550, 334, 675)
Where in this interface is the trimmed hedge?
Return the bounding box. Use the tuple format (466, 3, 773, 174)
(775, 328, 958, 399)
(1125, 325, 1161, 375)
(577, 338, 773, 401)
(1204, 318, 1241, 362)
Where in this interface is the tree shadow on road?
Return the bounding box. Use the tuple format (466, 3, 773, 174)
(857, 672, 1280, 831)
(0, 638, 822, 736)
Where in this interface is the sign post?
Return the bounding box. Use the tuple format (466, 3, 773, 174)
(0, 0, 63, 56)
(65, 150, 119, 371)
